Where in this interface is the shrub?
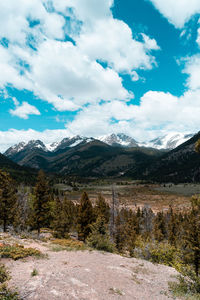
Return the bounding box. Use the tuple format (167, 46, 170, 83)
(0, 265, 10, 284)
(169, 266, 200, 299)
(51, 239, 87, 251)
(0, 264, 19, 300)
(87, 233, 116, 253)
(31, 269, 38, 277)
(134, 237, 182, 269)
(86, 217, 116, 253)
(0, 244, 41, 260)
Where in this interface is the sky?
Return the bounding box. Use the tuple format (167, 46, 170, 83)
(1, 0, 200, 151)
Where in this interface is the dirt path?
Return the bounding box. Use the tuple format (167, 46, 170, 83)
(2, 240, 179, 300)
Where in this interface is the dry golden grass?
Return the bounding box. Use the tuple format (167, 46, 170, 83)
(64, 183, 191, 212)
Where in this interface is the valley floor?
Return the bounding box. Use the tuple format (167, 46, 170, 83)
(2, 235, 179, 300)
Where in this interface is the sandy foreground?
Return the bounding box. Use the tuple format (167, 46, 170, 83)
(2, 239, 180, 300)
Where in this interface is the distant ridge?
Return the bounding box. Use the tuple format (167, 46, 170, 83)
(4, 132, 194, 157)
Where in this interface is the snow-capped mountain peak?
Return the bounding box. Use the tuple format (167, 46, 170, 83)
(4, 140, 48, 157)
(55, 135, 94, 151)
(99, 133, 138, 147)
(139, 132, 194, 150)
(3, 132, 194, 157)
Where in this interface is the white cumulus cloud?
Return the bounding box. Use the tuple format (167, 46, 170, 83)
(148, 0, 200, 28)
(9, 101, 41, 119)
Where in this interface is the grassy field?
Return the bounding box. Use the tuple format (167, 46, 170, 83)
(54, 181, 195, 212)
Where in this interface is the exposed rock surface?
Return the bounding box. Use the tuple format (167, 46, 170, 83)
(3, 239, 179, 300)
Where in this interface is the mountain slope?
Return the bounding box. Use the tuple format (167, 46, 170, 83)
(129, 132, 200, 183)
(140, 133, 193, 150)
(99, 133, 138, 148)
(3, 139, 163, 177)
(0, 153, 36, 183)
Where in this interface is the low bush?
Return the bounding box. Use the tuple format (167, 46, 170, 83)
(86, 217, 116, 253)
(0, 244, 41, 260)
(86, 233, 115, 253)
(169, 266, 200, 299)
(0, 264, 19, 300)
(133, 237, 182, 269)
(51, 239, 87, 251)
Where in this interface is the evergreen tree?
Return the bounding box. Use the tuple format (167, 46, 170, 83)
(77, 192, 94, 241)
(53, 196, 75, 238)
(31, 170, 51, 234)
(153, 211, 166, 242)
(184, 196, 200, 276)
(86, 216, 115, 252)
(168, 206, 177, 246)
(0, 170, 17, 232)
(94, 194, 110, 223)
(115, 214, 125, 251)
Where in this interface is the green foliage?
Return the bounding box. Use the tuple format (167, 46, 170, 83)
(153, 211, 166, 242)
(134, 237, 182, 268)
(52, 197, 75, 238)
(170, 266, 200, 299)
(195, 139, 200, 154)
(0, 284, 19, 300)
(94, 194, 110, 223)
(86, 217, 116, 253)
(0, 265, 19, 300)
(168, 206, 178, 246)
(31, 170, 51, 234)
(77, 192, 94, 241)
(183, 196, 200, 276)
(0, 170, 17, 232)
(31, 269, 38, 277)
(0, 244, 41, 260)
(0, 265, 10, 284)
(51, 239, 87, 251)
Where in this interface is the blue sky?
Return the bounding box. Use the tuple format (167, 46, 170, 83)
(0, 0, 200, 151)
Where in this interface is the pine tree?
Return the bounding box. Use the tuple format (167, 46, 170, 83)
(0, 170, 17, 232)
(94, 194, 110, 223)
(31, 170, 51, 234)
(77, 192, 94, 241)
(86, 216, 115, 252)
(52, 196, 63, 237)
(153, 211, 166, 242)
(53, 196, 75, 238)
(115, 214, 125, 251)
(184, 196, 200, 276)
(168, 206, 177, 246)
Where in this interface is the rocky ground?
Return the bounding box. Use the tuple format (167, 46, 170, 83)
(1, 236, 180, 300)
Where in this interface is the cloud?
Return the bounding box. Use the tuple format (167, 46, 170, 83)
(28, 39, 131, 110)
(76, 18, 160, 74)
(63, 89, 200, 140)
(0, 0, 160, 113)
(183, 55, 200, 89)
(197, 28, 200, 46)
(148, 0, 200, 28)
(1, 87, 200, 151)
(0, 128, 70, 152)
(0, 0, 65, 44)
(9, 101, 40, 119)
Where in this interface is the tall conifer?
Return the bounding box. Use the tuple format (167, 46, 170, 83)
(32, 170, 51, 234)
(0, 170, 16, 232)
(77, 192, 94, 241)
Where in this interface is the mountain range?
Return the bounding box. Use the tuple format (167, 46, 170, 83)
(4, 132, 193, 157)
(1, 131, 200, 183)
(3, 137, 162, 177)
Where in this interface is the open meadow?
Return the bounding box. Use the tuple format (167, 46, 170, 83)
(54, 181, 196, 213)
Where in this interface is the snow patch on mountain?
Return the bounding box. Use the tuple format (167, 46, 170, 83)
(139, 133, 194, 150)
(99, 133, 138, 147)
(3, 132, 194, 156)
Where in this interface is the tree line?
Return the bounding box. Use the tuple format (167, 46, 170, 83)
(0, 169, 200, 287)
